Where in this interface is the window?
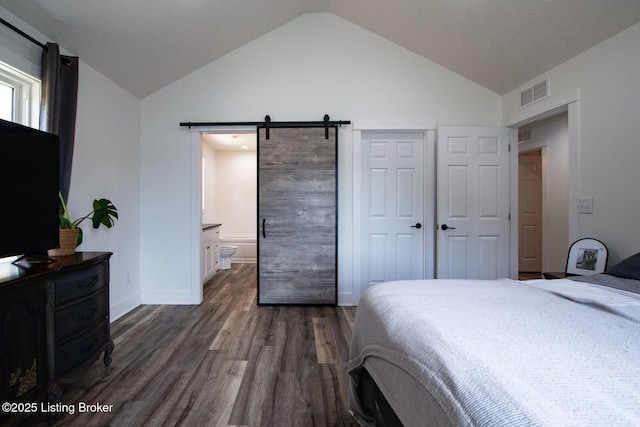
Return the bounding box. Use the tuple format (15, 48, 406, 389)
(0, 60, 40, 127)
(0, 81, 12, 121)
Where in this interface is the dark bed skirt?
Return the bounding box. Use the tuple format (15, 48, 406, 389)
(350, 367, 404, 427)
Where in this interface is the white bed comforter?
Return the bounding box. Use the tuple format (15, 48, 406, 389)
(348, 278, 640, 426)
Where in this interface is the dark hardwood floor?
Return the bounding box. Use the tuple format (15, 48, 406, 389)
(36, 264, 358, 426)
(518, 272, 544, 280)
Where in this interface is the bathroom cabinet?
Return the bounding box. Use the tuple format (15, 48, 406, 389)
(257, 127, 337, 305)
(201, 224, 220, 283)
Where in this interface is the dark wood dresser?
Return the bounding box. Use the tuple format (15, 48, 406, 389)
(0, 252, 113, 425)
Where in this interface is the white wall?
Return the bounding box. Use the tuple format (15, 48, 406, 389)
(214, 150, 257, 239)
(201, 142, 258, 237)
(0, 6, 142, 320)
(201, 141, 217, 224)
(503, 21, 640, 265)
(140, 12, 501, 305)
(70, 62, 141, 320)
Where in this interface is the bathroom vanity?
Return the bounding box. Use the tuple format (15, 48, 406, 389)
(201, 224, 220, 283)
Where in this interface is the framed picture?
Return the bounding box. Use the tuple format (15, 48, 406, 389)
(566, 238, 608, 276)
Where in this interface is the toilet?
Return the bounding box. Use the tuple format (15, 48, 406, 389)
(219, 246, 237, 269)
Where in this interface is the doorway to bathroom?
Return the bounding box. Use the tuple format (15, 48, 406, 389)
(200, 131, 258, 269)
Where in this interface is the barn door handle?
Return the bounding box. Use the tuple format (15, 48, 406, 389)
(411, 223, 422, 229)
(262, 218, 266, 238)
(441, 224, 456, 230)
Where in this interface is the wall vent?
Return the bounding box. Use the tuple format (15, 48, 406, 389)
(518, 129, 532, 142)
(520, 79, 549, 108)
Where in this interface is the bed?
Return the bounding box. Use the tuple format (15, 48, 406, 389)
(348, 253, 640, 426)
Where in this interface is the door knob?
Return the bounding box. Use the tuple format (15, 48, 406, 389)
(441, 224, 456, 230)
(411, 223, 422, 229)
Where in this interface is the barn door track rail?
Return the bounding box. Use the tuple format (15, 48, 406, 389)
(179, 115, 351, 139)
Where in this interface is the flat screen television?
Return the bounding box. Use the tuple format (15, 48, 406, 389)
(0, 119, 60, 259)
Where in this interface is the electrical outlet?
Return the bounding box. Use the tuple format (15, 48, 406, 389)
(578, 198, 593, 214)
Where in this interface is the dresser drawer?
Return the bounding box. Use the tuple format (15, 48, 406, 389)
(55, 262, 109, 306)
(55, 318, 109, 376)
(55, 289, 109, 342)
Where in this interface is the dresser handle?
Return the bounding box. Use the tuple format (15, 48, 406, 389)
(77, 274, 99, 289)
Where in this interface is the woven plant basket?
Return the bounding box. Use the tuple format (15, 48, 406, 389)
(48, 229, 79, 257)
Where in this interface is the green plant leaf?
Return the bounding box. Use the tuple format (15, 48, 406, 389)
(60, 216, 73, 229)
(58, 191, 75, 229)
(56, 193, 118, 248)
(91, 199, 118, 229)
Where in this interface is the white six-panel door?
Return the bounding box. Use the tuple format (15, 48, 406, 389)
(437, 127, 511, 279)
(361, 132, 425, 290)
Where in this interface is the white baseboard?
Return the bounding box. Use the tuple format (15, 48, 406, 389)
(140, 290, 201, 305)
(221, 235, 257, 264)
(338, 292, 356, 306)
(110, 293, 141, 322)
(232, 257, 256, 263)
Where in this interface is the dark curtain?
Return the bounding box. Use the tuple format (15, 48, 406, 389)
(40, 42, 79, 202)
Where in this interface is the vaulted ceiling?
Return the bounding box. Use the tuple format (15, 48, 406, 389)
(2, 0, 640, 98)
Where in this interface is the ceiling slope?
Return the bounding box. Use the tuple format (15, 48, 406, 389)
(1, 0, 639, 98)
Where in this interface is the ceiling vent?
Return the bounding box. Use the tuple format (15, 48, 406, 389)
(520, 79, 549, 108)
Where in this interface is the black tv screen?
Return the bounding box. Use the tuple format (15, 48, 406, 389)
(0, 119, 60, 258)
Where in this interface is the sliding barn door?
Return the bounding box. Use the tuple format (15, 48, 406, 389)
(258, 127, 337, 305)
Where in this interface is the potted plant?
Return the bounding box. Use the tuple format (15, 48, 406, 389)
(48, 192, 119, 256)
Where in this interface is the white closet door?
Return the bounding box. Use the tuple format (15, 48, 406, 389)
(437, 127, 511, 279)
(361, 132, 425, 291)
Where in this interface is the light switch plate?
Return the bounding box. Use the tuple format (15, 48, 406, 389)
(578, 197, 593, 214)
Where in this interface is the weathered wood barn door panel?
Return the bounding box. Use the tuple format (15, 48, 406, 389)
(258, 126, 337, 305)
